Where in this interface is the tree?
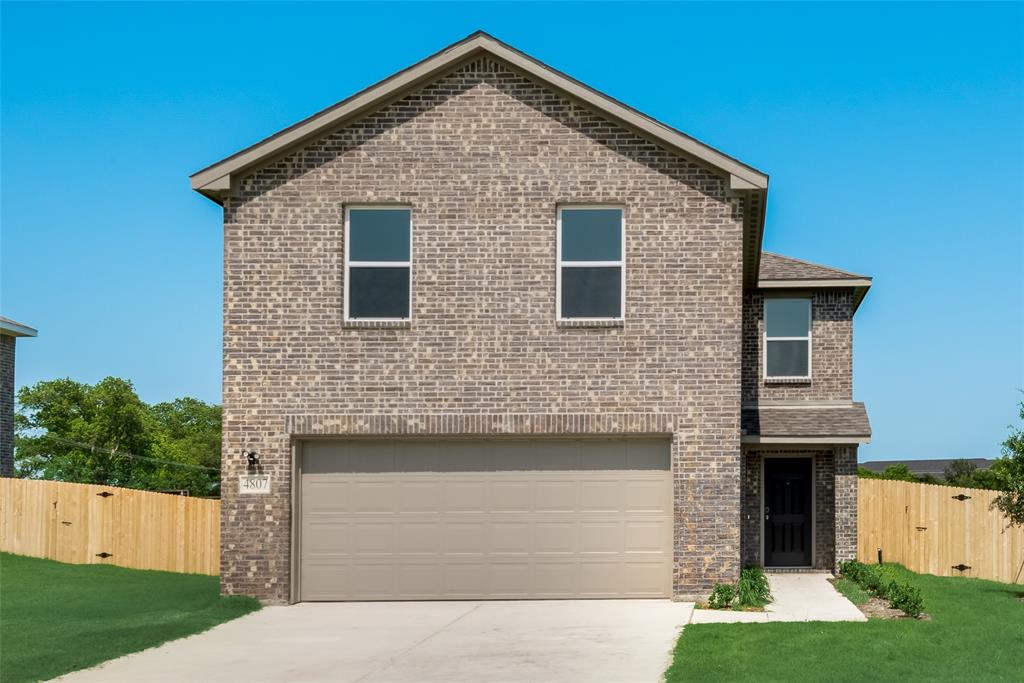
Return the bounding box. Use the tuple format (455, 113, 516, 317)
(15, 377, 220, 496)
(880, 463, 920, 482)
(943, 458, 978, 487)
(992, 401, 1024, 528)
(857, 466, 881, 479)
(146, 398, 222, 496)
(15, 377, 152, 486)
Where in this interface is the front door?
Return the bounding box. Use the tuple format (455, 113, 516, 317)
(764, 458, 813, 567)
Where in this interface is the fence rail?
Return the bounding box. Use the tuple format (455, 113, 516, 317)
(0, 478, 219, 575)
(858, 478, 1024, 584)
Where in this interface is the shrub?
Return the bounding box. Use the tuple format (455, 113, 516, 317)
(839, 560, 865, 583)
(888, 582, 925, 618)
(708, 583, 736, 609)
(839, 561, 925, 618)
(737, 566, 773, 607)
(860, 565, 884, 593)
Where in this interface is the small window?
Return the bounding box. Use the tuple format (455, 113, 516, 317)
(557, 207, 624, 320)
(764, 298, 811, 378)
(345, 207, 411, 320)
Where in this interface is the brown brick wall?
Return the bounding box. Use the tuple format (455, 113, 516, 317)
(741, 448, 855, 572)
(834, 445, 859, 566)
(0, 335, 14, 477)
(742, 290, 854, 402)
(220, 57, 744, 602)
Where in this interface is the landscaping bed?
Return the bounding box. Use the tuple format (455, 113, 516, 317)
(0, 553, 260, 683)
(666, 564, 1024, 682)
(695, 566, 773, 611)
(831, 560, 929, 619)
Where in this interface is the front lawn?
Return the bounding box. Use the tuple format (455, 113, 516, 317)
(0, 553, 260, 683)
(666, 564, 1024, 682)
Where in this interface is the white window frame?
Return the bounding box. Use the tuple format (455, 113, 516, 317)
(556, 205, 625, 322)
(343, 205, 412, 321)
(763, 297, 812, 380)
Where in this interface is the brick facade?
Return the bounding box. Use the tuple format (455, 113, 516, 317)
(742, 289, 854, 402)
(221, 57, 744, 602)
(0, 335, 14, 477)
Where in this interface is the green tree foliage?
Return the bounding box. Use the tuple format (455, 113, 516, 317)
(992, 401, 1024, 527)
(857, 466, 881, 479)
(943, 458, 979, 487)
(15, 377, 220, 496)
(880, 463, 920, 482)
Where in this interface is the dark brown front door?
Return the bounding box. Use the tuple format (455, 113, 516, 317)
(764, 458, 813, 567)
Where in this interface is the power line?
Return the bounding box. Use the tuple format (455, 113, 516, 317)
(33, 434, 220, 472)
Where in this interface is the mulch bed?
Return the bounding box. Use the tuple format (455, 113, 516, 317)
(830, 579, 931, 620)
(858, 596, 931, 620)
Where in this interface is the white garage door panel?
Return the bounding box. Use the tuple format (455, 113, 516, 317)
(299, 438, 672, 600)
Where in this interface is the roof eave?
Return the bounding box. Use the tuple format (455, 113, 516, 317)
(0, 320, 38, 337)
(742, 435, 872, 445)
(757, 278, 873, 312)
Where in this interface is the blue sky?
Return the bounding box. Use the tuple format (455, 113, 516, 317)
(2, 2, 1022, 461)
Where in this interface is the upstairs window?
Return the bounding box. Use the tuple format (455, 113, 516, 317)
(764, 298, 811, 379)
(345, 207, 411, 320)
(557, 207, 624, 320)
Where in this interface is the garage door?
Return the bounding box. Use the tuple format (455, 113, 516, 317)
(298, 438, 672, 601)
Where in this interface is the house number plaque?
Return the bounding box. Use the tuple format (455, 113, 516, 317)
(239, 474, 271, 494)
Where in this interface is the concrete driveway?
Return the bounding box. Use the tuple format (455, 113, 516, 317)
(56, 600, 694, 683)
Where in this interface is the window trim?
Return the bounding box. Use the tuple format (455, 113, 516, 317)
(762, 296, 812, 380)
(343, 205, 413, 322)
(556, 205, 626, 322)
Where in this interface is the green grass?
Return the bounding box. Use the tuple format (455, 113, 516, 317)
(666, 564, 1024, 683)
(0, 553, 260, 683)
(831, 576, 871, 605)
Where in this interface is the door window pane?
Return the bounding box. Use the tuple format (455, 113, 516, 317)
(766, 340, 809, 377)
(561, 209, 622, 261)
(561, 267, 621, 319)
(765, 299, 810, 337)
(349, 267, 410, 319)
(349, 209, 410, 262)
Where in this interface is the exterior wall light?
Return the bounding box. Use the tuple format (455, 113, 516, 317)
(242, 450, 260, 471)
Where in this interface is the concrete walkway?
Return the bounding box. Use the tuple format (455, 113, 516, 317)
(55, 599, 695, 683)
(689, 572, 866, 624)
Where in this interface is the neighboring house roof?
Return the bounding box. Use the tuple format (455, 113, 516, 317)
(859, 458, 995, 478)
(0, 316, 37, 338)
(758, 252, 872, 311)
(741, 402, 871, 444)
(189, 31, 770, 287)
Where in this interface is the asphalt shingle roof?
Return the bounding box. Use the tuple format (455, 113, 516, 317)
(759, 253, 869, 282)
(741, 402, 871, 439)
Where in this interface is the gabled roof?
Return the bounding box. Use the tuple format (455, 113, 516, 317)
(191, 31, 768, 197)
(741, 402, 871, 444)
(758, 252, 872, 311)
(0, 316, 37, 338)
(189, 31, 770, 286)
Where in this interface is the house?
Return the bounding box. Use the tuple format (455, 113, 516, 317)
(860, 458, 995, 479)
(1, 316, 37, 477)
(191, 32, 871, 603)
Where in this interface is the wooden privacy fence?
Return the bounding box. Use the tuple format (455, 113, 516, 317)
(0, 478, 219, 575)
(859, 478, 1024, 584)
